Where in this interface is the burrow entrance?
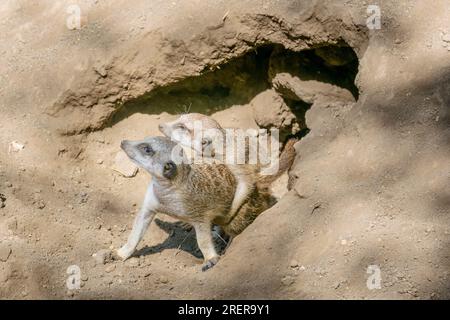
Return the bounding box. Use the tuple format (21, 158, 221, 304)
(87, 43, 360, 258)
(106, 43, 359, 144)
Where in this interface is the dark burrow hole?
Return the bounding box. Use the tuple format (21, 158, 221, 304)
(108, 42, 359, 142)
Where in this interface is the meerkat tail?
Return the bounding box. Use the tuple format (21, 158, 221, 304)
(257, 137, 298, 187)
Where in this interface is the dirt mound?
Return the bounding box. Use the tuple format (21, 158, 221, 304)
(0, 0, 449, 299)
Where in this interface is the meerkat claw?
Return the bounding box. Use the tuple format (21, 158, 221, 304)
(202, 257, 220, 272)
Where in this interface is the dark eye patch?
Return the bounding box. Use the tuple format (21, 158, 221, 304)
(162, 161, 177, 179)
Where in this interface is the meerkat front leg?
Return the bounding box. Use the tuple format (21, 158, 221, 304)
(117, 183, 158, 260)
(193, 222, 220, 271)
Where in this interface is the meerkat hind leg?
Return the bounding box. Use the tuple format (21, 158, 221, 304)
(193, 222, 220, 271)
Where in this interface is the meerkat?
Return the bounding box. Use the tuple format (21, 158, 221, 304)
(116, 136, 276, 271)
(159, 113, 297, 217)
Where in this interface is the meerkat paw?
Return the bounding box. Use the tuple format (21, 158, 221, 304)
(116, 246, 133, 261)
(201, 256, 220, 272)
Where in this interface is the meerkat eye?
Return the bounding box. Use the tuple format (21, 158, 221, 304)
(202, 138, 210, 146)
(176, 123, 187, 130)
(140, 144, 154, 155)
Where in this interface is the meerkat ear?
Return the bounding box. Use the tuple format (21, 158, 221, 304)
(171, 143, 189, 164)
(162, 161, 177, 179)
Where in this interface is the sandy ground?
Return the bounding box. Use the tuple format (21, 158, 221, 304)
(0, 0, 449, 299)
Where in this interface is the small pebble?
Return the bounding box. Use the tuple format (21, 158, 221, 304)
(290, 260, 299, 268)
(281, 276, 295, 286)
(159, 276, 169, 284)
(93, 249, 113, 265)
(35, 200, 46, 210)
(105, 265, 116, 273)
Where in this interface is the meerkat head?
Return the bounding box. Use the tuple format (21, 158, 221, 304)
(120, 136, 188, 180)
(159, 113, 225, 156)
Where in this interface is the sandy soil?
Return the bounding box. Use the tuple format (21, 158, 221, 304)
(0, 0, 449, 299)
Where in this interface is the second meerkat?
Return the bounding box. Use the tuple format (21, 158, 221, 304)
(159, 113, 297, 216)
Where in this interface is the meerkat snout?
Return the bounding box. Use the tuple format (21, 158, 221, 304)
(120, 140, 129, 149)
(120, 140, 133, 155)
(120, 140, 141, 160)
